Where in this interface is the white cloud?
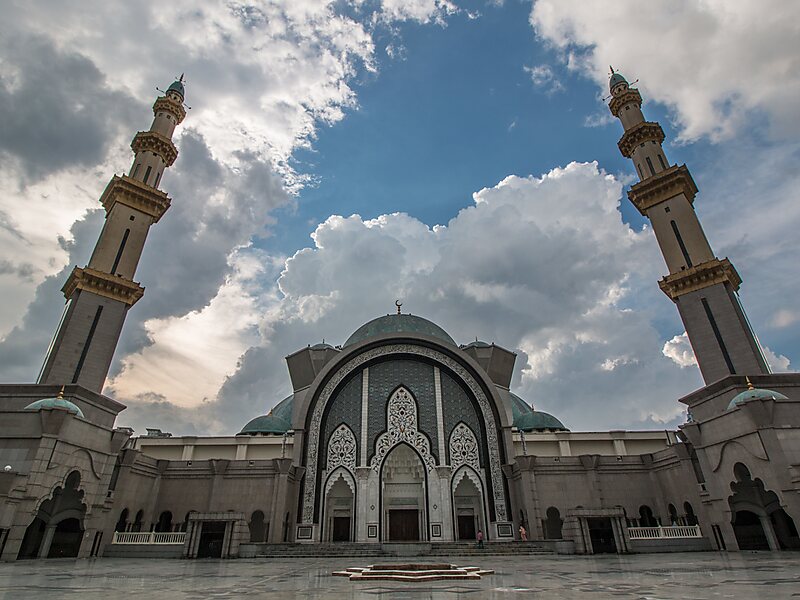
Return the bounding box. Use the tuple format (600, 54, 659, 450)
(763, 346, 791, 373)
(523, 64, 563, 92)
(530, 0, 800, 141)
(379, 0, 458, 24)
(663, 332, 697, 368)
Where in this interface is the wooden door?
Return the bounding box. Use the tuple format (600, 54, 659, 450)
(457, 515, 476, 540)
(332, 517, 350, 542)
(389, 509, 420, 541)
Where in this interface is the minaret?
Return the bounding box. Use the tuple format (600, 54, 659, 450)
(607, 68, 768, 384)
(38, 77, 187, 391)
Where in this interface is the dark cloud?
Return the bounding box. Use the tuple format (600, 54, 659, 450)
(0, 33, 142, 181)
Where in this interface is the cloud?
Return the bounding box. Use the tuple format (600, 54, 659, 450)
(523, 64, 563, 93)
(530, 0, 800, 141)
(763, 347, 791, 373)
(379, 0, 458, 24)
(114, 162, 699, 435)
(662, 332, 697, 368)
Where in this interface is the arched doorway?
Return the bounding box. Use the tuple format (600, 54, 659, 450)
(249, 511, 266, 543)
(381, 444, 427, 541)
(639, 505, 658, 527)
(48, 518, 83, 558)
(452, 468, 485, 541)
(115, 509, 129, 532)
(733, 510, 769, 550)
(545, 507, 563, 539)
(132, 510, 144, 532)
(17, 470, 86, 559)
(323, 469, 355, 542)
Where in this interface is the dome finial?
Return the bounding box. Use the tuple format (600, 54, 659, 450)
(746, 376, 755, 390)
(395, 299, 403, 315)
(56, 385, 65, 399)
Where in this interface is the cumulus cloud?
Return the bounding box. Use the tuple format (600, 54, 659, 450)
(523, 64, 563, 92)
(530, 0, 800, 141)
(379, 0, 458, 24)
(113, 162, 699, 435)
(662, 332, 697, 368)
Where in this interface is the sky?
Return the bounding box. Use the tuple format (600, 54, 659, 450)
(0, 1, 798, 436)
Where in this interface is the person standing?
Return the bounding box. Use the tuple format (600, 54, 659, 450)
(519, 525, 527, 541)
(476, 529, 484, 549)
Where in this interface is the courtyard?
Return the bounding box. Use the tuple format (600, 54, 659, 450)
(0, 552, 798, 599)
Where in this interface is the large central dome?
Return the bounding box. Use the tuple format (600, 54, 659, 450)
(343, 313, 457, 347)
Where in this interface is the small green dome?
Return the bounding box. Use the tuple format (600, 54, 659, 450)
(25, 389, 84, 418)
(167, 78, 185, 99)
(609, 72, 627, 91)
(727, 384, 788, 410)
(509, 392, 568, 432)
(343, 314, 456, 348)
(240, 394, 293, 435)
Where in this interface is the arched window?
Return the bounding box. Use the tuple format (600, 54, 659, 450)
(544, 507, 563, 539)
(115, 508, 129, 533)
(132, 509, 144, 532)
(639, 505, 658, 527)
(684, 501, 697, 526)
(668, 504, 678, 525)
(156, 511, 173, 532)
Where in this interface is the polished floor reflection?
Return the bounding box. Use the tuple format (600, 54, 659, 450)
(0, 551, 798, 598)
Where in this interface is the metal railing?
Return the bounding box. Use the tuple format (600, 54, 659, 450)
(628, 525, 701, 540)
(112, 531, 186, 545)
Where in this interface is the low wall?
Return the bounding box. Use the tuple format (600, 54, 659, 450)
(102, 543, 184, 559)
(629, 538, 713, 553)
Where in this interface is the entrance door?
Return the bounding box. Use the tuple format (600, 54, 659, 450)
(332, 517, 351, 542)
(587, 518, 617, 554)
(197, 521, 227, 558)
(458, 515, 476, 540)
(389, 510, 420, 541)
(48, 518, 83, 558)
(733, 510, 769, 550)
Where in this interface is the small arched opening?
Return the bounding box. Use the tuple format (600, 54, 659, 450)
(132, 510, 144, 532)
(544, 507, 563, 539)
(155, 511, 173, 533)
(249, 510, 266, 543)
(639, 505, 657, 528)
(115, 508, 129, 532)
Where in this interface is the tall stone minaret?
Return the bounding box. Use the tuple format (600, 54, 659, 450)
(38, 77, 187, 392)
(607, 69, 768, 384)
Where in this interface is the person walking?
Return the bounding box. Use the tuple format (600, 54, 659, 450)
(519, 525, 527, 541)
(476, 529, 484, 549)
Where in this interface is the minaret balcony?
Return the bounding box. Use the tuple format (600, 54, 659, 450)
(617, 121, 665, 158)
(153, 96, 186, 124)
(608, 88, 642, 118)
(100, 175, 172, 222)
(658, 258, 742, 302)
(627, 164, 698, 215)
(62, 266, 145, 306)
(131, 131, 178, 166)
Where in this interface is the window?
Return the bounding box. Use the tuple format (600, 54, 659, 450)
(129, 215, 135, 221)
(154, 172, 161, 188)
(637, 164, 644, 179)
(143, 166, 152, 184)
(658, 154, 667, 169)
(665, 206, 670, 213)
(646, 156, 656, 176)
(133, 163, 141, 178)
(111, 229, 130, 275)
(670, 220, 692, 267)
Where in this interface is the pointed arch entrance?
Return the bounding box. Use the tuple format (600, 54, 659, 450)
(322, 468, 356, 542)
(452, 467, 486, 541)
(381, 443, 428, 541)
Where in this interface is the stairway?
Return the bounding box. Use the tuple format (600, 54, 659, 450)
(243, 541, 552, 559)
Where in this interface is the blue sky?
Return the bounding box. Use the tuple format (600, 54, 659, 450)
(0, 1, 798, 435)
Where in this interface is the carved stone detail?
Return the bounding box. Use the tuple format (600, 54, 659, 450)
(100, 175, 171, 222)
(153, 96, 186, 124)
(62, 266, 144, 306)
(617, 121, 665, 158)
(370, 387, 436, 472)
(659, 258, 742, 301)
(303, 343, 507, 524)
(627, 164, 698, 215)
(131, 130, 178, 166)
(608, 87, 642, 118)
(449, 422, 479, 471)
(326, 424, 357, 473)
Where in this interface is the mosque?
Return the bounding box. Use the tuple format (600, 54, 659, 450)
(0, 70, 798, 561)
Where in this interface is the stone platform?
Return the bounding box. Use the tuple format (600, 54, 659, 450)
(333, 562, 494, 581)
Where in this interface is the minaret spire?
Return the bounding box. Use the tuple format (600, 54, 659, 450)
(607, 70, 768, 383)
(38, 77, 187, 392)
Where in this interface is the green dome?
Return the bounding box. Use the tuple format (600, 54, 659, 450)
(609, 72, 627, 91)
(509, 392, 568, 432)
(25, 391, 84, 418)
(727, 385, 788, 410)
(343, 314, 456, 348)
(167, 79, 185, 98)
(240, 394, 293, 435)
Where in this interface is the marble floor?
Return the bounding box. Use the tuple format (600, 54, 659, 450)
(0, 552, 798, 599)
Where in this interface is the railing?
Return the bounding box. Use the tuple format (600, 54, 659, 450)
(628, 525, 701, 540)
(112, 531, 186, 545)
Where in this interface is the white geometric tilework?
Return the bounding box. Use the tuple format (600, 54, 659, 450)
(449, 422, 480, 471)
(326, 424, 357, 473)
(370, 387, 436, 472)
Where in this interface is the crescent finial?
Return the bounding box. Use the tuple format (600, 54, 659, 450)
(395, 299, 403, 314)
